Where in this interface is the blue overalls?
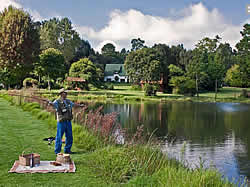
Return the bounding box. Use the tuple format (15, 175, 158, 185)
(52, 99, 74, 154)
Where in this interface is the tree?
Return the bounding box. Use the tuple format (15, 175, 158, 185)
(40, 17, 81, 68)
(38, 48, 65, 90)
(69, 58, 102, 87)
(131, 38, 146, 51)
(225, 64, 243, 87)
(207, 50, 226, 98)
(101, 43, 116, 55)
(125, 48, 161, 83)
(0, 6, 40, 87)
(187, 49, 208, 96)
(235, 24, 250, 87)
(72, 39, 94, 62)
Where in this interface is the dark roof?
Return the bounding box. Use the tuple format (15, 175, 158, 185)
(104, 64, 126, 76)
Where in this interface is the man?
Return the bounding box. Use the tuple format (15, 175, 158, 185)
(48, 88, 82, 154)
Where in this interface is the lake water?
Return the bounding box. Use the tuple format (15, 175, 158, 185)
(101, 101, 250, 185)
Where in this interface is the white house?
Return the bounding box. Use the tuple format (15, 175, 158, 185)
(104, 64, 129, 83)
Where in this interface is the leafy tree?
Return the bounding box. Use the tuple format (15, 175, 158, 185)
(225, 64, 243, 87)
(186, 49, 208, 96)
(125, 48, 161, 83)
(235, 24, 250, 87)
(207, 50, 226, 98)
(38, 48, 65, 90)
(0, 6, 40, 87)
(69, 58, 102, 87)
(131, 38, 146, 51)
(101, 43, 116, 55)
(40, 17, 81, 68)
(152, 44, 171, 92)
(72, 39, 94, 62)
(195, 35, 221, 53)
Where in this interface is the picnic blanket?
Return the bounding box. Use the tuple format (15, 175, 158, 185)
(9, 161, 76, 173)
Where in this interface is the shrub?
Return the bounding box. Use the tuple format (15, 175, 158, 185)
(170, 76, 196, 96)
(106, 84, 114, 90)
(240, 89, 249, 98)
(23, 78, 38, 88)
(144, 84, 156, 96)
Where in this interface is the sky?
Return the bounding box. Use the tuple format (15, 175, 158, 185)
(0, 0, 249, 52)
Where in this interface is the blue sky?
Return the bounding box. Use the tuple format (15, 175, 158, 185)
(1, 0, 249, 51)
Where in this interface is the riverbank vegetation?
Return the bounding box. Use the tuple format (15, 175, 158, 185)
(0, 93, 238, 186)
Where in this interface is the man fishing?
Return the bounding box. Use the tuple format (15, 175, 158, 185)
(48, 88, 83, 154)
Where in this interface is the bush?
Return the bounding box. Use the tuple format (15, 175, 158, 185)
(107, 84, 114, 90)
(240, 89, 249, 98)
(23, 78, 38, 88)
(179, 79, 196, 96)
(144, 84, 157, 96)
(170, 76, 196, 96)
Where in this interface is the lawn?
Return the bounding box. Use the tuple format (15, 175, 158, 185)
(0, 98, 107, 187)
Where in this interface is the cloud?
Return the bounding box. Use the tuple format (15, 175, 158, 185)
(0, 0, 44, 21)
(0, 0, 21, 10)
(77, 3, 248, 51)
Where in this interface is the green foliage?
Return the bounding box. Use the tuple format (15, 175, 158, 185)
(169, 64, 184, 77)
(125, 48, 161, 83)
(144, 84, 157, 96)
(36, 110, 50, 120)
(40, 17, 81, 66)
(86, 145, 172, 183)
(23, 78, 38, 88)
(235, 24, 250, 87)
(106, 84, 114, 90)
(101, 43, 116, 55)
(21, 102, 40, 111)
(170, 76, 196, 96)
(73, 125, 103, 152)
(240, 89, 249, 98)
(38, 48, 65, 89)
(143, 165, 233, 187)
(0, 6, 40, 85)
(69, 58, 102, 88)
(131, 38, 146, 51)
(225, 65, 243, 87)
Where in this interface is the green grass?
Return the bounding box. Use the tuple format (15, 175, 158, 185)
(36, 86, 250, 104)
(0, 96, 237, 186)
(0, 98, 108, 187)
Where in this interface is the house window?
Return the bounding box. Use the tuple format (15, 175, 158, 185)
(107, 78, 111, 82)
(120, 79, 125, 83)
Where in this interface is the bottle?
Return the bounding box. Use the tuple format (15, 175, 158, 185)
(30, 153, 34, 168)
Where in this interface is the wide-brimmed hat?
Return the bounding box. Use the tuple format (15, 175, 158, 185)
(58, 88, 68, 95)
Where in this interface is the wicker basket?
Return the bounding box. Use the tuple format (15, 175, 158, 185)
(56, 153, 71, 164)
(19, 153, 40, 166)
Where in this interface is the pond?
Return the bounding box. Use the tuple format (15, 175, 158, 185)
(101, 101, 250, 185)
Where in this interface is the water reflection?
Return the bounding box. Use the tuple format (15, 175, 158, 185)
(101, 101, 250, 184)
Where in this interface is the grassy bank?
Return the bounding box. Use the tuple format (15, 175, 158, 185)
(0, 94, 237, 186)
(31, 86, 250, 104)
